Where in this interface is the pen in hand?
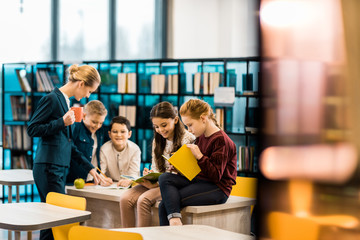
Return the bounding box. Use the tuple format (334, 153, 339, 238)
(96, 167, 107, 178)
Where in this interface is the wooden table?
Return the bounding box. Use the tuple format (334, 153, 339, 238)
(0, 202, 91, 240)
(114, 225, 255, 240)
(0, 169, 34, 203)
(66, 185, 125, 228)
(0, 169, 35, 240)
(66, 185, 255, 234)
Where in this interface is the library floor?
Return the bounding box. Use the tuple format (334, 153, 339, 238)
(0, 230, 40, 240)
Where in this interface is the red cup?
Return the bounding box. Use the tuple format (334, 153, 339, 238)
(71, 107, 83, 122)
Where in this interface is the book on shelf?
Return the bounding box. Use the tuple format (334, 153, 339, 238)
(167, 74, 178, 94)
(193, 72, 222, 95)
(214, 87, 235, 106)
(238, 146, 255, 172)
(118, 105, 136, 127)
(242, 91, 258, 96)
(36, 69, 57, 92)
(193, 72, 201, 94)
(209, 72, 220, 94)
(3, 125, 31, 150)
(10, 95, 31, 121)
(203, 72, 209, 94)
(245, 127, 258, 134)
(3, 125, 12, 149)
(117, 72, 137, 94)
(242, 74, 253, 91)
(15, 69, 31, 92)
(163, 144, 201, 181)
(215, 108, 224, 129)
(12, 155, 30, 169)
(127, 73, 137, 93)
(151, 74, 166, 94)
(117, 73, 127, 93)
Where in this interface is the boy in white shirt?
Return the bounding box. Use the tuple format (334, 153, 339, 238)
(100, 116, 141, 187)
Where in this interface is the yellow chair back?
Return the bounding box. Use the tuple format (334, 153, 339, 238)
(230, 176, 257, 214)
(68, 226, 143, 240)
(46, 192, 87, 240)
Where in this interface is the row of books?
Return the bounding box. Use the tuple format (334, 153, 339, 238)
(150, 74, 179, 94)
(238, 146, 255, 172)
(10, 95, 32, 121)
(15, 68, 60, 92)
(117, 73, 137, 93)
(3, 125, 31, 150)
(193, 72, 222, 95)
(118, 105, 136, 127)
(12, 154, 31, 169)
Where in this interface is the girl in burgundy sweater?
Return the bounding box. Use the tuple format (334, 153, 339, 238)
(158, 99, 237, 226)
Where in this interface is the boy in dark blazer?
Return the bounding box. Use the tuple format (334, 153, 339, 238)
(66, 100, 110, 184)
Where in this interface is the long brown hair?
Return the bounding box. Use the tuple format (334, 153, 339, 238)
(179, 99, 220, 128)
(150, 102, 185, 172)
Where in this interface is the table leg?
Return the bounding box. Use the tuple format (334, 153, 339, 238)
(14, 231, 20, 240)
(8, 186, 12, 203)
(16, 186, 20, 203)
(27, 231, 32, 240)
(8, 186, 12, 240)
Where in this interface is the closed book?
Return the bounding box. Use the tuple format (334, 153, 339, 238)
(164, 144, 201, 181)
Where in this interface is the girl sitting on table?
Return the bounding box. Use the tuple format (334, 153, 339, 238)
(158, 99, 237, 226)
(120, 101, 195, 227)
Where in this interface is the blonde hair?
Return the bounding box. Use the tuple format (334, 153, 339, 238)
(84, 100, 107, 116)
(179, 99, 220, 128)
(68, 64, 101, 87)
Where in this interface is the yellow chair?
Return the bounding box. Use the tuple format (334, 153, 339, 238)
(268, 211, 320, 240)
(46, 192, 87, 240)
(68, 226, 143, 240)
(230, 176, 257, 214)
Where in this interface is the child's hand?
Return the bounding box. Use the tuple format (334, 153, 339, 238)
(143, 168, 153, 176)
(89, 169, 101, 185)
(166, 164, 178, 174)
(100, 176, 113, 187)
(63, 110, 75, 126)
(117, 178, 133, 188)
(186, 144, 203, 160)
(140, 179, 158, 189)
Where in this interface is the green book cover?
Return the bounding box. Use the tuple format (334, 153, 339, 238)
(133, 172, 162, 183)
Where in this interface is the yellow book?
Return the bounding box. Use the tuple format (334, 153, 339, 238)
(163, 144, 201, 181)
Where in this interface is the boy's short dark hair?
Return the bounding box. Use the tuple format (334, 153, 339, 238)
(110, 116, 131, 131)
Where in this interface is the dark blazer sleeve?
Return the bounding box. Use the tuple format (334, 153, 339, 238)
(27, 94, 65, 137)
(71, 143, 94, 173)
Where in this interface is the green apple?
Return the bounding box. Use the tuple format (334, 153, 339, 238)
(74, 178, 85, 189)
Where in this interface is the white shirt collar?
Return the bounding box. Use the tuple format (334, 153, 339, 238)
(60, 90, 70, 110)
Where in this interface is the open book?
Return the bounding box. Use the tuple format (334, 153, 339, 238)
(133, 172, 162, 183)
(163, 144, 201, 181)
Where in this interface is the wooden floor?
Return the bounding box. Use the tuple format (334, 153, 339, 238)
(0, 230, 40, 240)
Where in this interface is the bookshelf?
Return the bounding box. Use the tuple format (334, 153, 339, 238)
(82, 58, 261, 177)
(1, 62, 66, 203)
(1, 57, 260, 202)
